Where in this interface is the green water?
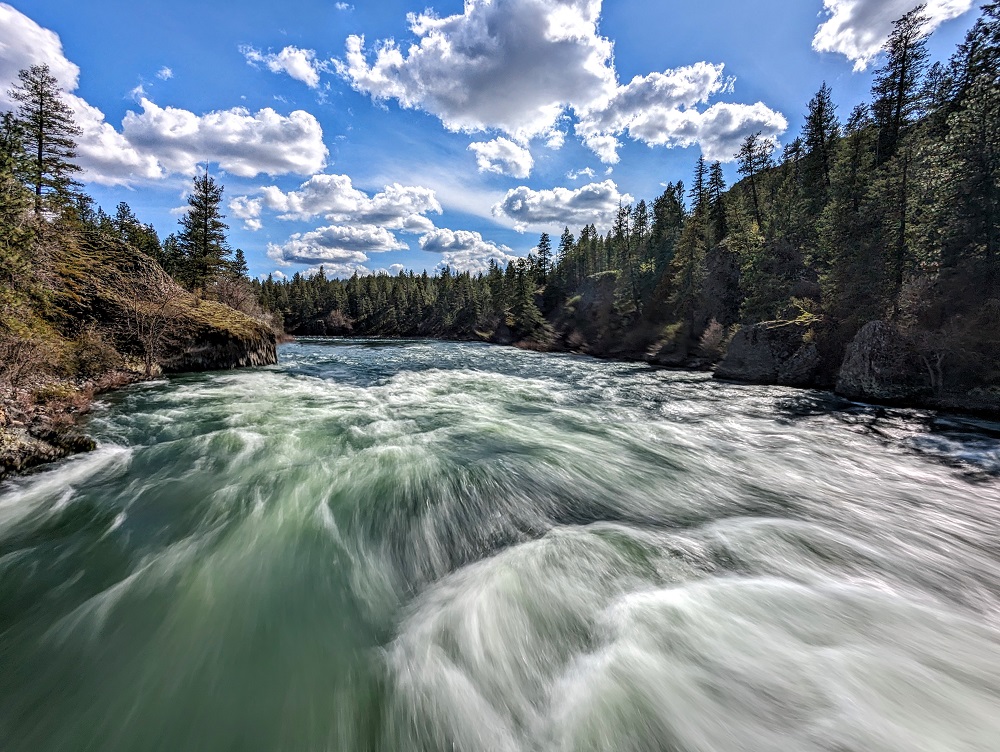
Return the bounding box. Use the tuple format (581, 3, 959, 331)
(2, 339, 1000, 751)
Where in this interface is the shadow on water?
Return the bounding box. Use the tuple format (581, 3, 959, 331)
(771, 390, 1000, 478)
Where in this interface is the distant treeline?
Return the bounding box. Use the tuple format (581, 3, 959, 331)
(257, 4, 1000, 399)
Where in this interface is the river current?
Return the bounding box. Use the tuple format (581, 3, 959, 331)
(2, 339, 1000, 751)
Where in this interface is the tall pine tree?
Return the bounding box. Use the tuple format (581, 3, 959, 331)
(8, 64, 82, 214)
(177, 172, 231, 291)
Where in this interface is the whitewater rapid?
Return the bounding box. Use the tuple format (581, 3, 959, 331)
(1, 339, 999, 751)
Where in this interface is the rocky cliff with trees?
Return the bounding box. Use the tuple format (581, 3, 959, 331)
(1, 65, 277, 478)
(258, 3, 1000, 416)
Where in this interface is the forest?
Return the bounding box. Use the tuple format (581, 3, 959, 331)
(256, 4, 1000, 411)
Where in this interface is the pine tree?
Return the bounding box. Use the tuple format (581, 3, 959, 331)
(737, 132, 775, 228)
(0, 113, 34, 290)
(932, 2, 1000, 269)
(803, 82, 840, 193)
(872, 6, 929, 165)
(707, 161, 728, 244)
(177, 172, 231, 290)
(536, 232, 552, 283)
(8, 64, 82, 214)
(230, 248, 250, 278)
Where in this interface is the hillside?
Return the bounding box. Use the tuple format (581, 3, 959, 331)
(1, 226, 276, 478)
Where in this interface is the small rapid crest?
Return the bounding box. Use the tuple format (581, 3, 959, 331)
(1, 339, 999, 751)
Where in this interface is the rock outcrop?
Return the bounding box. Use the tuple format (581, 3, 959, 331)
(714, 324, 820, 386)
(161, 304, 277, 372)
(835, 320, 926, 402)
(0, 425, 96, 480)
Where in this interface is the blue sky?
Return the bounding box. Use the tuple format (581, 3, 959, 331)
(0, 0, 985, 279)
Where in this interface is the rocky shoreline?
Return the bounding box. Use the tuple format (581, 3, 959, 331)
(1, 332, 278, 482)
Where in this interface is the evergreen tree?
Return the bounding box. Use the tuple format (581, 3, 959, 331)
(872, 6, 930, 165)
(737, 132, 775, 228)
(803, 82, 840, 193)
(0, 113, 34, 290)
(536, 232, 552, 283)
(8, 64, 82, 213)
(707, 161, 728, 244)
(177, 173, 231, 290)
(230, 248, 250, 278)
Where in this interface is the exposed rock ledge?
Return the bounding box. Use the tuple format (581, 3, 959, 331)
(714, 323, 820, 387)
(163, 322, 277, 373)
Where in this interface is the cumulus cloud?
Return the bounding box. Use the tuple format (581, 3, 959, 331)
(813, 0, 975, 71)
(566, 167, 596, 180)
(468, 137, 535, 178)
(156, 66, 173, 80)
(619, 100, 788, 163)
(230, 174, 441, 231)
(122, 99, 328, 178)
(576, 63, 786, 163)
(492, 179, 632, 232)
(337, 0, 787, 162)
(337, 0, 616, 139)
(267, 224, 405, 266)
(241, 44, 327, 88)
(230, 196, 264, 231)
(419, 228, 521, 274)
(0, 4, 328, 184)
(0, 3, 162, 184)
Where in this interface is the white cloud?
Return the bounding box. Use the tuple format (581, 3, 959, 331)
(0, 3, 162, 184)
(0, 4, 80, 94)
(566, 167, 595, 180)
(230, 174, 441, 231)
(576, 63, 787, 163)
(419, 228, 521, 274)
(0, 4, 328, 184)
(267, 224, 406, 266)
(337, 0, 787, 162)
(813, 0, 975, 71)
(230, 196, 263, 231)
(335, 2, 354, 10)
(624, 101, 788, 163)
(156, 66, 173, 81)
(468, 137, 535, 178)
(388, 263, 406, 275)
(492, 179, 632, 232)
(545, 128, 567, 150)
(241, 44, 326, 89)
(122, 99, 328, 178)
(337, 0, 616, 139)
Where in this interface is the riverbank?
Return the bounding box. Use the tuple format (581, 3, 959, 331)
(0, 370, 141, 480)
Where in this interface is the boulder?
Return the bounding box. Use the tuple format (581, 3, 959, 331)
(836, 320, 925, 402)
(714, 324, 819, 386)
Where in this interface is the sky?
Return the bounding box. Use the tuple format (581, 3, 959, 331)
(0, 0, 986, 279)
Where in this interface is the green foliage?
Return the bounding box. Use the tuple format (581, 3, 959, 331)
(176, 173, 231, 291)
(8, 63, 82, 212)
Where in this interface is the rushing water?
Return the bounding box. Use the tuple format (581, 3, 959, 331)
(2, 339, 1000, 752)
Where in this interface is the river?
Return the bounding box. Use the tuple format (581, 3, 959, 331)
(2, 339, 1000, 751)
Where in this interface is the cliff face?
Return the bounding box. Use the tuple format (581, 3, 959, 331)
(714, 324, 820, 387)
(710, 317, 1000, 418)
(163, 316, 277, 373)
